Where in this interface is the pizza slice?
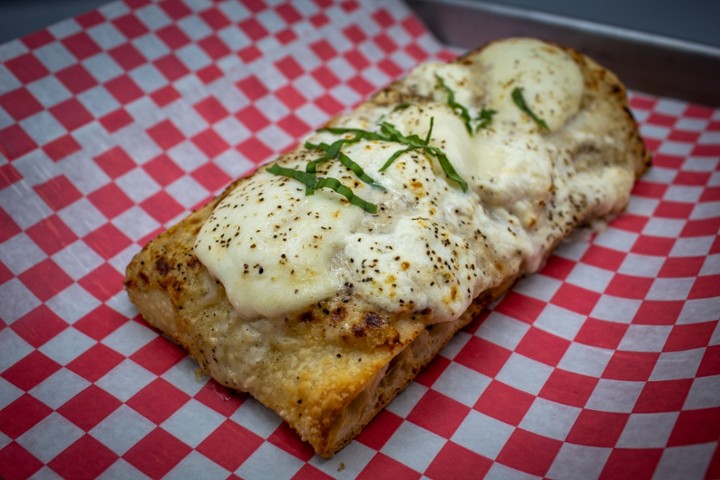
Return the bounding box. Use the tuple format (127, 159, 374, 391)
(124, 38, 650, 457)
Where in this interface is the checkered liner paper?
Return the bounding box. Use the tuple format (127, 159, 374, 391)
(0, 0, 718, 478)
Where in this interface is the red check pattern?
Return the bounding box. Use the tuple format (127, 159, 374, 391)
(1, 1, 718, 478)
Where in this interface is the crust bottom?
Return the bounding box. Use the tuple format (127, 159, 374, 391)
(320, 280, 512, 457)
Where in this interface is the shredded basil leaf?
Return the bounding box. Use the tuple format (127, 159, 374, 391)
(382, 118, 468, 192)
(305, 139, 384, 190)
(379, 146, 414, 172)
(424, 116, 434, 144)
(318, 126, 384, 143)
(322, 118, 467, 192)
(475, 108, 497, 131)
(511, 87, 549, 131)
(315, 177, 378, 214)
(377, 118, 433, 171)
(431, 146, 467, 192)
(267, 163, 378, 214)
(267, 163, 317, 189)
(391, 103, 411, 113)
(278, 111, 470, 214)
(337, 151, 384, 189)
(436, 74, 496, 134)
(303, 141, 333, 174)
(435, 74, 473, 134)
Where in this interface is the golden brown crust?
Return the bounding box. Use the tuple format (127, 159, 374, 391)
(124, 39, 649, 457)
(125, 212, 511, 456)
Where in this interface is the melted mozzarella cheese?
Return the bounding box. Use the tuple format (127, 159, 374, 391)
(480, 38, 584, 132)
(194, 170, 363, 319)
(195, 38, 601, 322)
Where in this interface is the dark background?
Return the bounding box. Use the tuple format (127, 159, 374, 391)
(0, 0, 718, 48)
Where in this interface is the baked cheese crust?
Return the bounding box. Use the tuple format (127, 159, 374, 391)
(124, 38, 650, 457)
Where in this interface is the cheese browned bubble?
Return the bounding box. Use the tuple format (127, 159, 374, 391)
(194, 38, 634, 323)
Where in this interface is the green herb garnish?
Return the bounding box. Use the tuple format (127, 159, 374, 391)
(435, 74, 473, 134)
(511, 87, 549, 131)
(267, 163, 378, 214)
(269, 113, 470, 214)
(304, 139, 384, 191)
(391, 103, 411, 113)
(322, 119, 468, 192)
(475, 108, 497, 131)
(435, 75, 496, 134)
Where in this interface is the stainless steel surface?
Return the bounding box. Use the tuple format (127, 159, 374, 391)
(0, 0, 111, 44)
(408, 0, 720, 106)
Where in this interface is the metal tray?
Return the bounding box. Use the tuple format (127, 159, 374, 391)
(407, 0, 720, 106)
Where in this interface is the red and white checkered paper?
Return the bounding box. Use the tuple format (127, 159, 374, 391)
(0, 0, 718, 478)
